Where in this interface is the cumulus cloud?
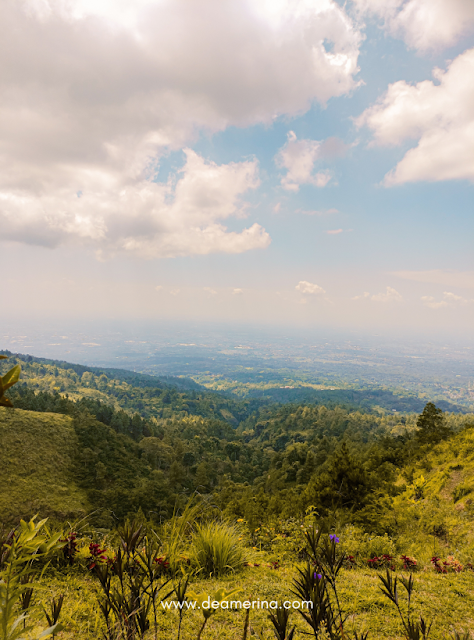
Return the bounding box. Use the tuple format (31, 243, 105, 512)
(295, 281, 326, 294)
(276, 132, 349, 191)
(326, 229, 343, 234)
(232, 288, 243, 295)
(1, 149, 270, 258)
(204, 287, 217, 296)
(356, 49, 474, 185)
(0, 0, 362, 256)
(352, 0, 474, 51)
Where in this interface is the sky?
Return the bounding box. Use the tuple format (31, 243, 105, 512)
(1, 0, 473, 337)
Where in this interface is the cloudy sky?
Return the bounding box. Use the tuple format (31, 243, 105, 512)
(1, 0, 473, 335)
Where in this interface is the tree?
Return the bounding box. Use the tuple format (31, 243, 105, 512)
(415, 402, 451, 445)
(304, 442, 372, 515)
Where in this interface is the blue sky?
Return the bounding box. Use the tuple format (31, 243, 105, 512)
(1, 0, 473, 336)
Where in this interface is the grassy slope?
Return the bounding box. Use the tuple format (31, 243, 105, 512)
(0, 407, 89, 523)
(392, 423, 474, 561)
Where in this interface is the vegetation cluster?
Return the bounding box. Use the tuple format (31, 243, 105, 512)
(1, 352, 474, 638)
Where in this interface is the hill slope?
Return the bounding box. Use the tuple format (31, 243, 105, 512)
(0, 407, 89, 523)
(391, 421, 474, 559)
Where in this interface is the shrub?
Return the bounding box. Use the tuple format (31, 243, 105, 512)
(340, 526, 396, 564)
(190, 521, 246, 577)
(401, 555, 418, 571)
(431, 556, 464, 573)
(367, 554, 395, 570)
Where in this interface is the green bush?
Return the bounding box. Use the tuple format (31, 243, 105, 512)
(340, 526, 396, 562)
(190, 521, 247, 577)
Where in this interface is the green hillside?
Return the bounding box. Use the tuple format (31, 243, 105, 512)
(391, 421, 474, 559)
(0, 351, 266, 428)
(0, 407, 89, 523)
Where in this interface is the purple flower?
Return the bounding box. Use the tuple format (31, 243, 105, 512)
(313, 572, 322, 580)
(329, 534, 340, 543)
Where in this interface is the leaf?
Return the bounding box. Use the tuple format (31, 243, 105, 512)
(0, 355, 8, 359)
(2, 364, 21, 391)
(36, 623, 64, 639)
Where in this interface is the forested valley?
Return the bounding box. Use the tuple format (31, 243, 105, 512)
(1, 351, 474, 639)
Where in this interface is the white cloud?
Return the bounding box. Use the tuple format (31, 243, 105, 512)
(421, 296, 447, 309)
(443, 291, 464, 302)
(295, 281, 326, 294)
(326, 229, 343, 235)
(352, 0, 474, 51)
(392, 270, 474, 289)
(204, 287, 217, 297)
(155, 285, 163, 291)
(371, 287, 403, 302)
(356, 49, 474, 185)
(275, 132, 349, 191)
(352, 288, 402, 302)
(232, 288, 243, 295)
(0, 0, 362, 256)
(0, 149, 270, 258)
(422, 291, 472, 308)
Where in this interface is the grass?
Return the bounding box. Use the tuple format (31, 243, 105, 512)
(38, 561, 474, 639)
(0, 407, 89, 523)
(190, 521, 247, 577)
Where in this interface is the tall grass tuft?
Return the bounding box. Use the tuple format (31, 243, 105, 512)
(190, 521, 246, 577)
(158, 498, 203, 575)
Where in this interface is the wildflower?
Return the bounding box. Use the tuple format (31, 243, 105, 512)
(329, 534, 340, 543)
(313, 572, 322, 580)
(237, 518, 244, 522)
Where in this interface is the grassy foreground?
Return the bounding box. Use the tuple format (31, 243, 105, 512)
(36, 562, 474, 639)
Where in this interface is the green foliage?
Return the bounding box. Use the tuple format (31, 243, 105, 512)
(157, 500, 203, 575)
(0, 518, 64, 640)
(339, 527, 396, 563)
(1, 352, 263, 431)
(89, 520, 174, 640)
(378, 570, 433, 640)
(0, 356, 21, 408)
(190, 521, 247, 577)
(415, 403, 451, 445)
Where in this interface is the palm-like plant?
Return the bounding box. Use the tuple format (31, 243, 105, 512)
(0, 356, 21, 408)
